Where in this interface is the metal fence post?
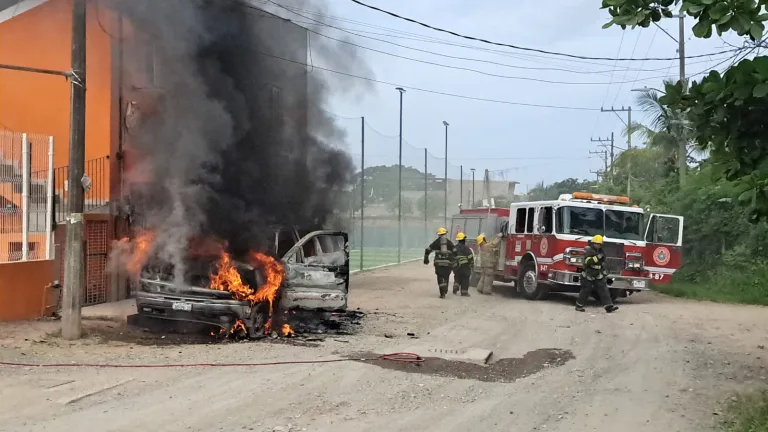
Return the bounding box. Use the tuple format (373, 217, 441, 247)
(424, 148, 427, 247)
(360, 117, 365, 271)
(460, 165, 463, 209)
(45, 136, 54, 260)
(21, 133, 30, 261)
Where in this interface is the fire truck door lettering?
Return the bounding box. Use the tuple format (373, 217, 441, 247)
(526, 240, 531, 250)
(515, 241, 521, 252)
(539, 264, 548, 272)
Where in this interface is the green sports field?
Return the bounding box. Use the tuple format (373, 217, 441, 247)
(349, 248, 423, 271)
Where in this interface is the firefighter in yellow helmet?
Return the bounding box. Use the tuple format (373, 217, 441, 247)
(575, 234, 618, 313)
(452, 232, 474, 296)
(424, 227, 455, 298)
(476, 232, 503, 295)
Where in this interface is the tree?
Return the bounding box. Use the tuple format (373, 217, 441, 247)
(387, 196, 414, 216)
(356, 165, 438, 206)
(417, 193, 445, 218)
(600, 0, 768, 220)
(527, 178, 599, 201)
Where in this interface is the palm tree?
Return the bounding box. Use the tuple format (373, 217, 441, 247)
(625, 81, 704, 181)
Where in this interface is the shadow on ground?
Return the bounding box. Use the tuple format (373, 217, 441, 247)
(353, 348, 575, 383)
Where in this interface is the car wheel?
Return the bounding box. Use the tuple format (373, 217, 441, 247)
(519, 261, 546, 300)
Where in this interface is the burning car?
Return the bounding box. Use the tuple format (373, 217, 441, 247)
(134, 227, 349, 337)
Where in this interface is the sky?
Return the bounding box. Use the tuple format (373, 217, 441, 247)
(262, 0, 751, 192)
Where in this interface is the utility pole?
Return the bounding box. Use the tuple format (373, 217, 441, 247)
(677, 13, 687, 186)
(601, 106, 632, 197)
(395, 87, 405, 264)
(591, 134, 615, 183)
(590, 170, 603, 181)
(589, 149, 608, 178)
(62, 0, 87, 340)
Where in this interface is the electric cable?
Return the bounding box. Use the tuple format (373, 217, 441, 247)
(347, 0, 741, 62)
(252, 49, 601, 111)
(0, 352, 425, 368)
(253, 0, 740, 73)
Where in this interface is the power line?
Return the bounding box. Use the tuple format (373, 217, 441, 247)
(259, 0, 717, 77)
(255, 0, 739, 73)
(348, 0, 741, 62)
(299, 24, 680, 86)
(252, 49, 601, 111)
(613, 30, 643, 105)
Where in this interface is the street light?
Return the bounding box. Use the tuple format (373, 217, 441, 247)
(470, 168, 475, 208)
(396, 87, 405, 264)
(442, 120, 449, 226)
(631, 87, 665, 94)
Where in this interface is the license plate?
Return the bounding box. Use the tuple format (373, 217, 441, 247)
(632, 280, 646, 288)
(172, 302, 192, 312)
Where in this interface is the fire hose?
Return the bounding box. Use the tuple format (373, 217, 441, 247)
(0, 352, 424, 369)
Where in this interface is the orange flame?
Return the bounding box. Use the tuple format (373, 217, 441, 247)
(119, 230, 156, 276)
(230, 319, 247, 336)
(281, 324, 294, 337)
(208, 251, 285, 335)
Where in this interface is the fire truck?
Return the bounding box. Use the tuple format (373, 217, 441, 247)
(450, 192, 684, 301)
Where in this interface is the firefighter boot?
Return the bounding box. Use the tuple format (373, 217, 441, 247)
(605, 304, 619, 313)
(575, 303, 586, 312)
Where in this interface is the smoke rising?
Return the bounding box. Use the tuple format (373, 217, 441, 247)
(110, 0, 369, 273)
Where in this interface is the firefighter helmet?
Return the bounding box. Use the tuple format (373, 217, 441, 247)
(592, 234, 604, 244)
(456, 232, 466, 241)
(437, 227, 447, 235)
(476, 234, 486, 244)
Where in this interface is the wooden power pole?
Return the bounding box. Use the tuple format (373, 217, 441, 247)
(62, 0, 87, 340)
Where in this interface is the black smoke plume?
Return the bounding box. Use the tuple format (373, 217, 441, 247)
(109, 0, 369, 276)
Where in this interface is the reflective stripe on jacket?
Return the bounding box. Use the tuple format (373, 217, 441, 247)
(454, 243, 474, 269)
(582, 244, 606, 280)
(425, 236, 455, 267)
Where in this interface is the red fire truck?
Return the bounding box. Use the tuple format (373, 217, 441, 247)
(450, 192, 684, 301)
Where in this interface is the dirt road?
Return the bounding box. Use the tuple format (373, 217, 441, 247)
(1, 262, 767, 431)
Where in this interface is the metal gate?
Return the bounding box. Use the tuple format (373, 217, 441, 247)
(83, 220, 108, 305)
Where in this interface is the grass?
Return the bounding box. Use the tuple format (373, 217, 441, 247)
(656, 263, 768, 306)
(349, 248, 423, 271)
(719, 390, 768, 432)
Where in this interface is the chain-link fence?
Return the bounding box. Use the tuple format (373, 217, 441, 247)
(330, 115, 470, 271)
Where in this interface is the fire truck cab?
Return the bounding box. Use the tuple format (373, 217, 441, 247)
(450, 192, 684, 301)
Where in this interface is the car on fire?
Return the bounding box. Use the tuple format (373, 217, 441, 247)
(135, 227, 349, 337)
(451, 192, 684, 301)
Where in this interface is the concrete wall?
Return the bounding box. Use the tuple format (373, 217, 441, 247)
(0, 0, 116, 173)
(0, 259, 56, 321)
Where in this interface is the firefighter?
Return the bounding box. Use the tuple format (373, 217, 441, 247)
(575, 234, 619, 313)
(424, 227, 455, 298)
(476, 232, 502, 295)
(452, 232, 474, 297)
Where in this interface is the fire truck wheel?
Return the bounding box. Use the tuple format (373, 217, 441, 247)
(518, 261, 547, 300)
(469, 270, 480, 288)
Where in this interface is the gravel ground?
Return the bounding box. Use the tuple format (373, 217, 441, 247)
(1, 262, 768, 431)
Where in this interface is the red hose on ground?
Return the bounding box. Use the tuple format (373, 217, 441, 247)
(0, 352, 424, 368)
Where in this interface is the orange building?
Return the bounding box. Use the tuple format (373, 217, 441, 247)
(0, 0, 132, 319)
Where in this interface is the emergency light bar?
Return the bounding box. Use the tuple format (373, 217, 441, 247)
(571, 192, 631, 205)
